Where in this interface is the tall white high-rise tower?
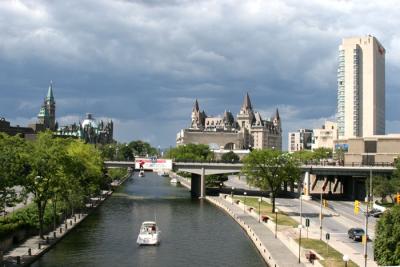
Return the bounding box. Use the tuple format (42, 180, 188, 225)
(337, 35, 385, 138)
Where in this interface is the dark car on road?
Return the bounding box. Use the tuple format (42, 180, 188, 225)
(348, 228, 367, 241)
(369, 208, 383, 218)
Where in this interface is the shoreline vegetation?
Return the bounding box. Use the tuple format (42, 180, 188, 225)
(0, 132, 131, 263)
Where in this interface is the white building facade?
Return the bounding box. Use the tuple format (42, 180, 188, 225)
(312, 121, 338, 150)
(337, 35, 385, 139)
(288, 129, 313, 152)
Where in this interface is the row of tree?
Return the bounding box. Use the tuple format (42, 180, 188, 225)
(165, 144, 214, 161)
(99, 140, 158, 161)
(291, 147, 334, 162)
(0, 132, 107, 238)
(166, 145, 335, 164)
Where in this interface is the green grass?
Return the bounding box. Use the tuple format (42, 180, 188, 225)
(296, 239, 358, 267)
(233, 196, 298, 227)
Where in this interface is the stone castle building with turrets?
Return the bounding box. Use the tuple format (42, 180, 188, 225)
(176, 93, 282, 150)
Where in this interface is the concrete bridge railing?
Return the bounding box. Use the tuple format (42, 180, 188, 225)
(104, 160, 395, 200)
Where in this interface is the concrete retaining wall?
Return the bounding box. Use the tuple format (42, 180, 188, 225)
(206, 196, 280, 267)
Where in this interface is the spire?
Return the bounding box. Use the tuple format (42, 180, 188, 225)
(46, 81, 54, 102)
(275, 108, 280, 120)
(193, 99, 200, 112)
(241, 92, 253, 111)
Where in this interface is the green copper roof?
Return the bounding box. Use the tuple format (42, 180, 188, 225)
(38, 105, 48, 118)
(46, 81, 54, 101)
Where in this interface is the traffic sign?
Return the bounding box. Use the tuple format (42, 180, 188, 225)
(325, 233, 330, 241)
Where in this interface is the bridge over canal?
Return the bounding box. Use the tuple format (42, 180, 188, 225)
(104, 161, 395, 200)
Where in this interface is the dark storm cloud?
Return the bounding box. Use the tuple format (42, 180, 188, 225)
(1, 0, 400, 148)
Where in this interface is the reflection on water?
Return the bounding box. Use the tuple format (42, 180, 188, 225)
(31, 172, 266, 267)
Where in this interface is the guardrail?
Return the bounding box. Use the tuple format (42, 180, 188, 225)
(173, 159, 395, 167)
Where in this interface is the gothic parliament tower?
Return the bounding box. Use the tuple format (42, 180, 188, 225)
(37, 81, 56, 131)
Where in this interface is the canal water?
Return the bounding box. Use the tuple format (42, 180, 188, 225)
(31, 172, 266, 267)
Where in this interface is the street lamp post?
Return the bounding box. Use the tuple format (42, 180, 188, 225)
(258, 197, 262, 223)
(369, 168, 373, 209)
(231, 187, 235, 204)
(320, 191, 323, 240)
(298, 224, 303, 264)
(243, 192, 247, 214)
(275, 208, 279, 238)
(343, 255, 349, 267)
(364, 205, 369, 267)
(300, 190, 303, 226)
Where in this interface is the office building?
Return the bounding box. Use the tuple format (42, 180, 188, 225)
(288, 129, 313, 152)
(312, 121, 338, 150)
(337, 35, 385, 138)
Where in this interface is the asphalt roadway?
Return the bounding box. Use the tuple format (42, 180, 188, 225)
(225, 175, 376, 263)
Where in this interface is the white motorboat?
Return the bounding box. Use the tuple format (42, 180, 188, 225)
(158, 170, 169, 177)
(138, 170, 145, 177)
(137, 221, 160, 245)
(170, 178, 180, 184)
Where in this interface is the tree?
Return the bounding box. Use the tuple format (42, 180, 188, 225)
(98, 143, 117, 160)
(312, 148, 332, 160)
(118, 144, 134, 161)
(23, 132, 66, 238)
(0, 134, 27, 217)
(372, 176, 399, 203)
(221, 151, 240, 163)
(334, 147, 345, 165)
(165, 144, 214, 161)
(65, 140, 104, 203)
(242, 149, 301, 212)
(128, 140, 157, 157)
(392, 158, 400, 182)
(206, 174, 228, 187)
(374, 205, 400, 265)
(292, 150, 314, 163)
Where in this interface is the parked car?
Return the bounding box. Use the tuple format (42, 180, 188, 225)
(369, 208, 383, 218)
(348, 228, 367, 241)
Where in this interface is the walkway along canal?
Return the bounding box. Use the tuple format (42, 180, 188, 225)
(31, 172, 266, 267)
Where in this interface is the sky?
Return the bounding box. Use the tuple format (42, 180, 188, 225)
(1, 0, 400, 150)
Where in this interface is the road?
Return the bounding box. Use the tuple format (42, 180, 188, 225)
(225, 175, 377, 264)
(275, 197, 375, 261)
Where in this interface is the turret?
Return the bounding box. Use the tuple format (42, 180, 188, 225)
(273, 108, 281, 132)
(240, 92, 253, 114)
(191, 99, 205, 130)
(237, 92, 255, 130)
